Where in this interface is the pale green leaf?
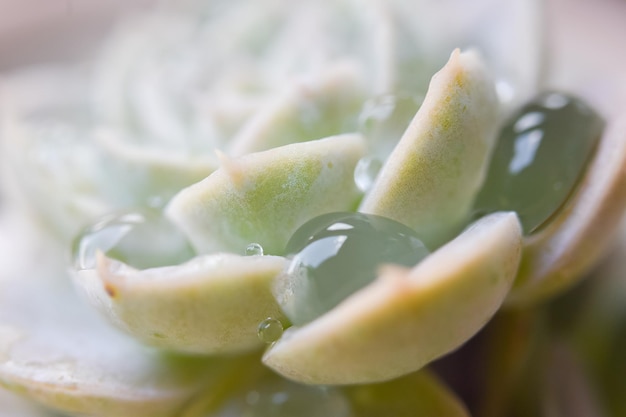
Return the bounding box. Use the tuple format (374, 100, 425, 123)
(74, 252, 288, 354)
(263, 212, 522, 384)
(359, 49, 500, 248)
(166, 134, 367, 255)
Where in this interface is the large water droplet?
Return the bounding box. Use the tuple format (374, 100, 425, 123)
(257, 318, 283, 344)
(72, 209, 195, 270)
(472, 91, 604, 234)
(358, 93, 422, 158)
(277, 212, 429, 326)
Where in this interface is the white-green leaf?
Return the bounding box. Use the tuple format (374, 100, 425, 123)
(166, 134, 367, 255)
(0, 210, 231, 417)
(0, 388, 52, 417)
(344, 369, 469, 417)
(94, 130, 217, 207)
(359, 49, 500, 248)
(228, 62, 366, 156)
(74, 252, 288, 354)
(263, 212, 522, 385)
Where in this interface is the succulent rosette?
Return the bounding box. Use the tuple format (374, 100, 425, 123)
(1, 0, 625, 416)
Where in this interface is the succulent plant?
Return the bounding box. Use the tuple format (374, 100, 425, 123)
(1, 0, 625, 416)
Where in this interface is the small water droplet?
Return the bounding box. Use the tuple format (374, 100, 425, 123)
(246, 390, 261, 406)
(216, 373, 351, 417)
(246, 243, 264, 256)
(358, 95, 397, 127)
(257, 318, 283, 343)
(354, 156, 382, 192)
(495, 79, 516, 104)
(358, 93, 422, 158)
(147, 195, 166, 209)
(272, 392, 289, 405)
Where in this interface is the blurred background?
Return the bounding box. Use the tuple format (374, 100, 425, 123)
(0, 0, 156, 70)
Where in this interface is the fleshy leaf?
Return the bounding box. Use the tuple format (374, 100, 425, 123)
(94, 130, 217, 207)
(208, 370, 352, 417)
(0, 388, 52, 417)
(344, 370, 469, 417)
(0, 68, 111, 241)
(263, 212, 522, 384)
(73, 252, 288, 354)
(229, 62, 366, 156)
(166, 134, 367, 255)
(359, 49, 500, 248)
(0, 210, 228, 417)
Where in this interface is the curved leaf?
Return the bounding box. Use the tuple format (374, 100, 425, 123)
(263, 212, 522, 384)
(74, 252, 287, 354)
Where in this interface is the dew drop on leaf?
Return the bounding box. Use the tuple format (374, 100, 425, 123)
(246, 243, 264, 256)
(353, 156, 382, 193)
(215, 374, 351, 417)
(278, 212, 429, 326)
(357, 93, 422, 158)
(472, 91, 604, 234)
(257, 318, 283, 344)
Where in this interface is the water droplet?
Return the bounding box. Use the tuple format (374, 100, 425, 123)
(354, 156, 382, 192)
(216, 373, 351, 417)
(257, 318, 283, 343)
(541, 92, 569, 109)
(495, 79, 516, 104)
(72, 209, 195, 270)
(358, 93, 422, 158)
(246, 390, 261, 406)
(146, 195, 166, 209)
(246, 243, 264, 256)
(278, 212, 429, 326)
(472, 91, 604, 233)
(272, 392, 289, 405)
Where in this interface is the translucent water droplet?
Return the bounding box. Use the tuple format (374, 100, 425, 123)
(72, 209, 195, 270)
(354, 156, 382, 192)
(146, 195, 166, 209)
(216, 373, 351, 417)
(279, 212, 429, 326)
(246, 390, 261, 406)
(245, 243, 264, 256)
(257, 318, 283, 344)
(495, 79, 516, 104)
(358, 93, 422, 158)
(472, 91, 604, 233)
